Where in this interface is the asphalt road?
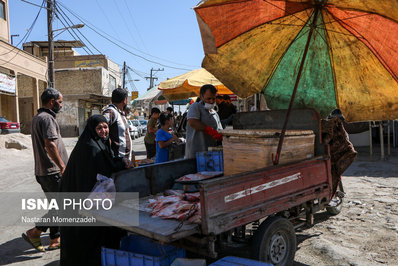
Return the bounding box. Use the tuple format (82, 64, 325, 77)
(132, 135, 147, 160)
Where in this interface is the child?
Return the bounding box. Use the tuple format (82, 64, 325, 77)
(155, 113, 178, 163)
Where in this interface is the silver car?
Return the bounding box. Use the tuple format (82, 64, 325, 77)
(127, 120, 139, 139)
(131, 120, 144, 136)
(139, 120, 148, 134)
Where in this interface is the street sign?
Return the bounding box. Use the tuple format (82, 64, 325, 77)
(131, 91, 139, 100)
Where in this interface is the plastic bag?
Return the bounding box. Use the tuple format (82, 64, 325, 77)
(85, 174, 116, 210)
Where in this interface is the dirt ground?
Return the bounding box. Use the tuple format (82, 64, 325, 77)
(0, 133, 397, 265)
(294, 147, 398, 266)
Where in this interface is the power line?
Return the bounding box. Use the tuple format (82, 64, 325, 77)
(53, 6, 93, 55)
(54, 3, 102, 55)
(0, 0, 45, 65)
(54, 4, 96, 54)
(112, 0, 140, 49)
(56, 1, 199, 70)
(94, 0, 123, 41)
(127, 71, 138, 91)
(122, 0, 147, 51)
(127, 66, 147, 79)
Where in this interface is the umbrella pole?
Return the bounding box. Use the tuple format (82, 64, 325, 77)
(273, 8, 320, 165)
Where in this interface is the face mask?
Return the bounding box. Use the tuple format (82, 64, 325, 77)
(204, 102, 216, 110)
(52, 101, 61, 113)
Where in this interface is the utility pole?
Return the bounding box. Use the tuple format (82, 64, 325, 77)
(122, 61, 127, 89)
(47, 0, 55, 88)
(145, 68, 164, 90)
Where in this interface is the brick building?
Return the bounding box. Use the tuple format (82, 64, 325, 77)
(0, 0, 47, 129)
(22, 41, 122, 136)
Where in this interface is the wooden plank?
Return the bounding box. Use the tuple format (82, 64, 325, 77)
(223, 130, 315, 175)
(232, 109, 324, 156)
(221, 128, 314, 137)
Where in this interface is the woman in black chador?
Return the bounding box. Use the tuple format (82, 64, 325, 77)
(60, 114, 126, 266)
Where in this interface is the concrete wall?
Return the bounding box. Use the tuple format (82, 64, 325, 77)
(17, 75, 46, 98)
(349, 131, 371, 147)
(18, 97, 34, 134)
(17, 78, 46, 134)
(53, 56, 121, 97)
(55, 55, 107, 69)
(0, 94, 16, 121)
(107, 58, 122, 86)
(0, 42, 47, 80)
(54, 68, 104, 95)
(57, 98, 79, 137)
(55, 98, 106, 137)
(0, 0, 10, 43)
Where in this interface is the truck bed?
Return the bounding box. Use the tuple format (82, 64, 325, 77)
(81, 109, 333, 243)
(80, 197, 200, 243)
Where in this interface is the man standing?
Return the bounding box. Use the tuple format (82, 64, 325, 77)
(23, 88, 68, 251)
(144, 107, 160, 159)
(103, 88, 134, 166)
(166, 106, 173, 115)
(218, 95, 237, 129)
(185, 84, 223, 159)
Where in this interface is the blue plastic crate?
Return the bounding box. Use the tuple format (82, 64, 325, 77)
(210, 256, 273, 266)
(196, 150, 223, 172)
(101, 235, 185, 266)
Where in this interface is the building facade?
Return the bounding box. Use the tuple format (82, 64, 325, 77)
(23, 41, 122, 136)
(0, 0, 47, 131)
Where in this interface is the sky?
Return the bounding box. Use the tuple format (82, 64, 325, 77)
(9, 0, 205, 98)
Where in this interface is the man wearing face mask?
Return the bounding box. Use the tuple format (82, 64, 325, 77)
(103, 87, 135, 167)
(185, 84, 223, 159)
(22, 88, 68, 251)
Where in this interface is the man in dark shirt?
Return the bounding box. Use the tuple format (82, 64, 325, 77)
(218, 95, 237, 129)
(144, 107, 160, 159)
(22, 88, 68, 251)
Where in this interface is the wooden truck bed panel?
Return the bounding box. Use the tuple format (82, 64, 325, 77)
(200, 158, 332, 234)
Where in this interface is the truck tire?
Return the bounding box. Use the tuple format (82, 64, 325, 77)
(252, 216, 296, 266)
(326, 181, 344, 216)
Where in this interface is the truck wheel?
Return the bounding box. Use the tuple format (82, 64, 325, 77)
(326, 181, 344, 216)
(252, 216, 296, 266)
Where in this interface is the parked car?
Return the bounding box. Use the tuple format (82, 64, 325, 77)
(131, 120, 144, 136)
(0, 117, 20, 134)
(139, 120, 148, 134)
(127, 120, 139, 139)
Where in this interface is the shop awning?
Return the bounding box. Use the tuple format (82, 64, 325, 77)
(134, 86, 162, 103)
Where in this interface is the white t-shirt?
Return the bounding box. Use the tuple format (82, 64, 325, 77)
(102, 104, 132, 160)
(185, 102, 222, 159)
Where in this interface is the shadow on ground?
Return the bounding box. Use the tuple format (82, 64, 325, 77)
(134, 151, 146, 156)
(44, 260, 59, 266)
(343, 146, 398, 178)
(0, 234, 58, 265)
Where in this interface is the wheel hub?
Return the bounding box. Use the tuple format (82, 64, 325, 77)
(269, 233, 287, 263)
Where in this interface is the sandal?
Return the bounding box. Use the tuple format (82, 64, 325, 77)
(22, 233, 45, 252)
(46, 244, 61, 251)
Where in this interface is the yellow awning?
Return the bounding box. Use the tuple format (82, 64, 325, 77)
(158, 68, 233, 101)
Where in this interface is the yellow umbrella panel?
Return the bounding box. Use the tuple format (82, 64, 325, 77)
(158, 68, 233, 101)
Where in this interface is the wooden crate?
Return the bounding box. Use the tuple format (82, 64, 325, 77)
(222, 129, 315, 176)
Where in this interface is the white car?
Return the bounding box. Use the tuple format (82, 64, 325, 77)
(127, 120, 139, 139)
(131, 120, 144, 136)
